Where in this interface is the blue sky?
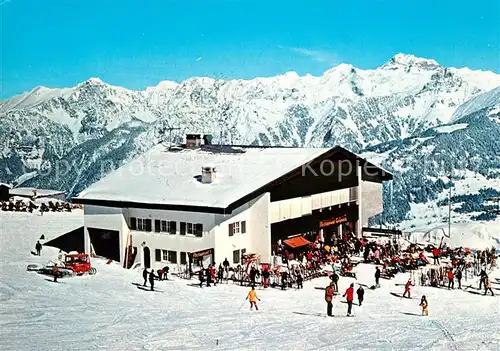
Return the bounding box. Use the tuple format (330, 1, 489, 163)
(1, 0, 499, 98)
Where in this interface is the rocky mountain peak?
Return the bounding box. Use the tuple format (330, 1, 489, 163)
(380, 53, 441, 71)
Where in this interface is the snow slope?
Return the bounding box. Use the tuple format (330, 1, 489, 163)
(0, 212, 499, 350)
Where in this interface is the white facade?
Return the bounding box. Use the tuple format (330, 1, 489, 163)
(83, 193, 271, 271)
(82, 180, 384, 271)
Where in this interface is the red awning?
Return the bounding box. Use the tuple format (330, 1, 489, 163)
(283, 236, 313, 249)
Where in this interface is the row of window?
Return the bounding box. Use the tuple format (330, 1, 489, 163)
(130, 217, 203, 237)
(229, 220, 246, 236)
(155, 249, 188, 265)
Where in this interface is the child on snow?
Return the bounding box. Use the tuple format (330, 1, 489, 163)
(419, 296, 428, 316)
(246, 286, 261, 310)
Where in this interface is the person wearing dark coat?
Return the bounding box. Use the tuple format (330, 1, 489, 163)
(455, 269, 462, 289)
(35, 241, 42, 256)
(205, 268, 212, 287)
(149, 270, 156, 291)
(143, 268, 148, 286)
(217, 264, 224, 284)
(331, 271, 339, 292)
(281, 271, 288, 290)
(198, 269, 205, 288)
(162, 266, 169, 280)
(375, 267, 381, 288)
(357, 286, 365, 306)
(479, 269, 487, 289)
(296, 272, 303, 289)
(223, 258, 230, 271)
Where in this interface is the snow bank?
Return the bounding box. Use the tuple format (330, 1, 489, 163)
(434, 123, 468, 134)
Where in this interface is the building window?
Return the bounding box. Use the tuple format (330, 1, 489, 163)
(168, 251, 177, 264)
(195, 223, 203, 237)
(233, 249, 240, 264)
(179, 222, 202, 237)
(180, 252, 187, 265)
(155, 220, 161, 232)
(169, 221, 177, 234)
(130, 217, 137, 230)
(229, 220, 246, 236)
(160, 250, 177, 263)
(137, 218, 144, 230)
(135, 218, 152, 232)
(155, 249, 161, 262)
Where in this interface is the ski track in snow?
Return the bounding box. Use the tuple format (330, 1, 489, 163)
(0, 211, 499, 350)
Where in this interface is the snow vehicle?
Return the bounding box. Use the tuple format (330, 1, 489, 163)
(27, 252, 97, 278)
(64, 253, 97, 275)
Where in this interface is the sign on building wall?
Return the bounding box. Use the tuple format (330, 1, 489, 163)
(190, 248, 214, 258)
(319, 215, 348, 228)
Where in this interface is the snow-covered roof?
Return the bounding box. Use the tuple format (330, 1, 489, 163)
(9, 187, 65, 198)
(74, 144, 390, 209)
(0, 183, 12, 189)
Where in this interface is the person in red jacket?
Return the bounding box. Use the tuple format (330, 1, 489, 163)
(447, 269, 454, 289)
(343, 283, 355, 316)
(432, 247, 440, 265)
(403, 279, 413, 298)
(209, 266, 216, 286)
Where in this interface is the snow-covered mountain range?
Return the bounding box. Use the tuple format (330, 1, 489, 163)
(1, 53, 499, 226)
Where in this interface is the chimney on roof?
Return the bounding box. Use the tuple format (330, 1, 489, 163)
(186, 134, 202, 149)
(201, 165, 216, 184)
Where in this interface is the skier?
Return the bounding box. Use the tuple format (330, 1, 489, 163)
(455, 268, 462, 289)
(357, 285, 365, 306)
(281, 271, 288, 290)
(296, 271, 303, 289)
(262, 268, 270, 288)
(223, 258, 230, 272)
(198, 269, 205, 288)
(479, 269, 487, 289)
(205, 267, 212, 287)
(209, 266, 217, 286)
(142, 268, 148, 286)
(432, 247, 440, 265)
(325, 282, 335, 317)
(217, 264, 224, 284)
(157, 269, 163, 281)
(343, 283, 354, 316)
(375, 267, 381, 288)
(149, 270, 156, 291)
(331, 271, 339, 292)
(447, 269, 454, 289)
(53, 263, 59, 282)
(35, 241, 42, 256)
(403, 279, 413, 298)
(246, 286, 261, 310)
(484, 276, 494, 296)
(419, 295, 428, 316)
(162, 266, 169, 280)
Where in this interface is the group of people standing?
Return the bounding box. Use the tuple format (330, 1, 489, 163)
(324, 281, 364, 317)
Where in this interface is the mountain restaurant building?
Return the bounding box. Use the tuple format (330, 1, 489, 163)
(72, 135, 392, 271)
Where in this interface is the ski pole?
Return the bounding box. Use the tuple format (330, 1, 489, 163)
(238, 300, 246, 311)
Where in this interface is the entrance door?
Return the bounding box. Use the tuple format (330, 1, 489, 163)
(143, 247, 151, 268)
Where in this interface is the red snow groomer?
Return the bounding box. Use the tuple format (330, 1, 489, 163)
(27, 252, 97, 278)
(64, 253, 97, 275)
